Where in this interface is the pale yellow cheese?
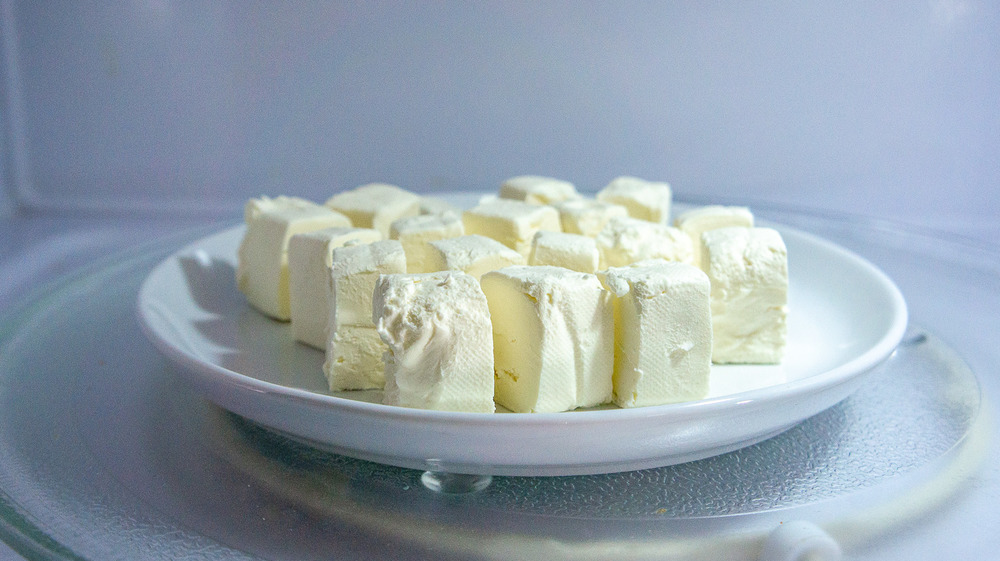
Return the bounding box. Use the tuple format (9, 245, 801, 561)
(702, 227, 788, 364)
(595, 216, 693, 269)
(323, 240, 407, 390)
(236, 196, 351, 321)
(462, 199, 561, 258)
(480, 266, 613, 413)
(373, 272, 495, 412)
(325, 183, 421, 237)
(426, 234, 525, 280)
(498, 175, 580, 205)
(674, 205, 754, 270)
(554, 198, 629, 237)
(596, 176, 672, 224)
(528, 231, 600, 273)
(288, 227, 383, 349)
(598, 260, 713, 407)
(389, 212, 464, 273)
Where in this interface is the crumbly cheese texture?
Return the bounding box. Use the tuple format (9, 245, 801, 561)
(528, 231, 600, 273)
(480, 266, 613, 413)
(288, 227, 383, 349)
(596, 176, 672, 224)
(598, 261, 713, 408)
(674, 205, 754, 270)
(426, 235, 525, 280)
(595, 216, 693, 269)
(323, 240, 407, 390)
(389, 212, 464, 273)
(373, 272, 495, 412)
(325, 183, 421, 237)
(702, 227, 788, 364)
(498, 175, 581, 205)
(236, 196, 351, 321)
(462, 199, 561, 258)
(555, 198, 629, 237)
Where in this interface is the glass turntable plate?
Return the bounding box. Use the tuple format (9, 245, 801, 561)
(0, 201, 987, 561)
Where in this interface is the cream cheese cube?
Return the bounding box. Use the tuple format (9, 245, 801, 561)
(598, 261, 713, 408)
(323, 240, 407, 390)
(328, 240, 407, 330)
(554, 198, 629, 237)
(287, 227, 383, 349)
(325, 183, 421, 237)
(702, 227, 788, 364)
(325, 325, 387, 391)
(373, 272, 495, 412)
(236, 196, 351, 321)
(596, 176, 672, 224)
(528, 231, 600, 273)
(426, 234, 525, 280)
(480, 266, 613, 413)
(389, 212, 464, 273)
(462, 199, 561, 258)
(674, 205, 754, 270)
(595, 216, 693, 269)
(499, 175, 580, 205)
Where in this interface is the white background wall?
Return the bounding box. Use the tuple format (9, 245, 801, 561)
(2, 1, 998, 231)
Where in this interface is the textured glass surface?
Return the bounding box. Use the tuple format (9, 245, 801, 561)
(0, 216, 990, 560)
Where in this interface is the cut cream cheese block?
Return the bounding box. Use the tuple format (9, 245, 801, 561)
(595, 216, 693, 269)
(528, 230, 600, 273)
(325, 183, 421, 237)
(554, 198, 629, 237)
(702, 227, 788, 364)
(596, 176, 672, 224)
(236, 196, 351, 321)
(324, 325, 386, 391)
(462, 199, 561, 258)
(372, 272, 495, 413)
(426, 234, 525, 280)
(674, 205, 754, 270)
(389, 212, 464, 273)
(598, 260, 713, 408)
(498, 175, 580, 205)
(480, 266, 613, 413)
(323, 240, 406, 390)
(288, 227, 383, 349)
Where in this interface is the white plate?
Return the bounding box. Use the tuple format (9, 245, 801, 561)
(136, 196, 908, 476)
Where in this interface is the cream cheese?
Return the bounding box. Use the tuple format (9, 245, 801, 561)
(288, 227, 383, 349)
(389, 212, 464, 273)
(498, 175, 580, 205)
(528, 230, 600, 273)
(702, 227, 788, 364)
(598, 260, 713, 407)
(480, 266, 613, 413)
(323, 240, 407, 390)
(595, 216, 693, 269)
(426, 234, 525, 280)
(554, 198, 629, 237)
(596, 176, 672, 224)
(462, 199, 561, 258)
(373, 272, 495, 412)
(236, 196, 351, 321)
(325, 183, 421, 237)
(674, 205, 754, 270)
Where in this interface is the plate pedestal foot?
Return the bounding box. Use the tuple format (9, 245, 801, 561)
(420, 471, 492, 494)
